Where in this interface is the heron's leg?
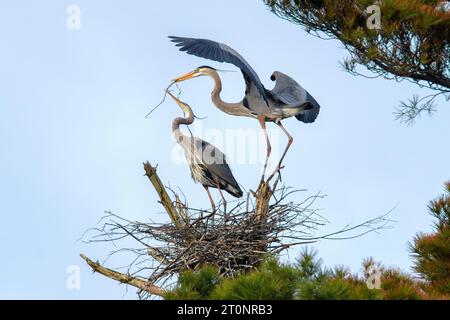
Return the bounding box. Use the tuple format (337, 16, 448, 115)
(268, 121, 293, 181)
(203, 185, 216, 215)
(258, 115, 271, 182)
(216, 184, 228, 219)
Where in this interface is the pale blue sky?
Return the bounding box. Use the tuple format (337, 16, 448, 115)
(0, 0, 448, 299)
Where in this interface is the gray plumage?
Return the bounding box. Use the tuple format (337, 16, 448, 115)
(170, 36, 322, 181)
(169, 36, 268, 104)
(179, 137, 242, 198)
(170, 92, 243, 199)
(169, 36, 320, 124)
(268, 71, 321, 123)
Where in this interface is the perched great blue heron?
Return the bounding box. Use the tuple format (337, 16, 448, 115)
(168, 91, 243, 214)
(170, 36, 321, 181)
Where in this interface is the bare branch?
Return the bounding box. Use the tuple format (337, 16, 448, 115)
(143, 162, 183, 227)
(80, 254, 166, 298)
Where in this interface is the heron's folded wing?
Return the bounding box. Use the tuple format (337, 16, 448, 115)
(169, 36, 267, 102)
(194, 139, 240, 188)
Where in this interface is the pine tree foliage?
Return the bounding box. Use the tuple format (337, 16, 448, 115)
(165, 182, 450, 300)
(165, 266, 220, 300)
(411, 181, 450, 295)
(166, 249, 448, 300)
(264, 0, 450, 123)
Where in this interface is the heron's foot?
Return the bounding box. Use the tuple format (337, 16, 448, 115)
(268, 165, 285, 183)
(259, 175, 266, 186)
(222, 203, 227, 217)
(178, 202, 188, 210)
(255, 180, 264, 194)
(199, 212, 213, 224)
(202, 206, 217, 221)
(277, 165, 285, 180)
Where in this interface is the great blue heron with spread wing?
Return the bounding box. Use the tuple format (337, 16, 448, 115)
(168, 91, 243, 215)
(170, 36, 321, 181)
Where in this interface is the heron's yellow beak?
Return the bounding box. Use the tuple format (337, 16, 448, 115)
(167, 91, 187, 108)
(166, 91, 192, 115)
(172, 70, 201, 83)
(167, 91, 181, 104)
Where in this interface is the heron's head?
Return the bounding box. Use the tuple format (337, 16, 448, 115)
(172, 66, 216, 83)
(166, 91, 192, 114)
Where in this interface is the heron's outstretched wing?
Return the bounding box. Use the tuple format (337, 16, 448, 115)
(269, 72, 321, 123)
(169, 36, 267, 102)
(295, 91, 321, 123)
(269, 71, 307, 105)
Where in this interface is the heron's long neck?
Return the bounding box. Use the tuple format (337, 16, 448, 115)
(172, 105, 194, 143)
(209, 70, 247, 115)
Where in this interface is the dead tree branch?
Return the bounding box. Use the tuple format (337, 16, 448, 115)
(143, 162, 182, 227)
(80, 254, 166, 297)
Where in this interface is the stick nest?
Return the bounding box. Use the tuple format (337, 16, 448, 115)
(81, 162, 391, 299)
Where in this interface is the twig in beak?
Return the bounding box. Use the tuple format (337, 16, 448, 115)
(145, 82, 182, 118)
